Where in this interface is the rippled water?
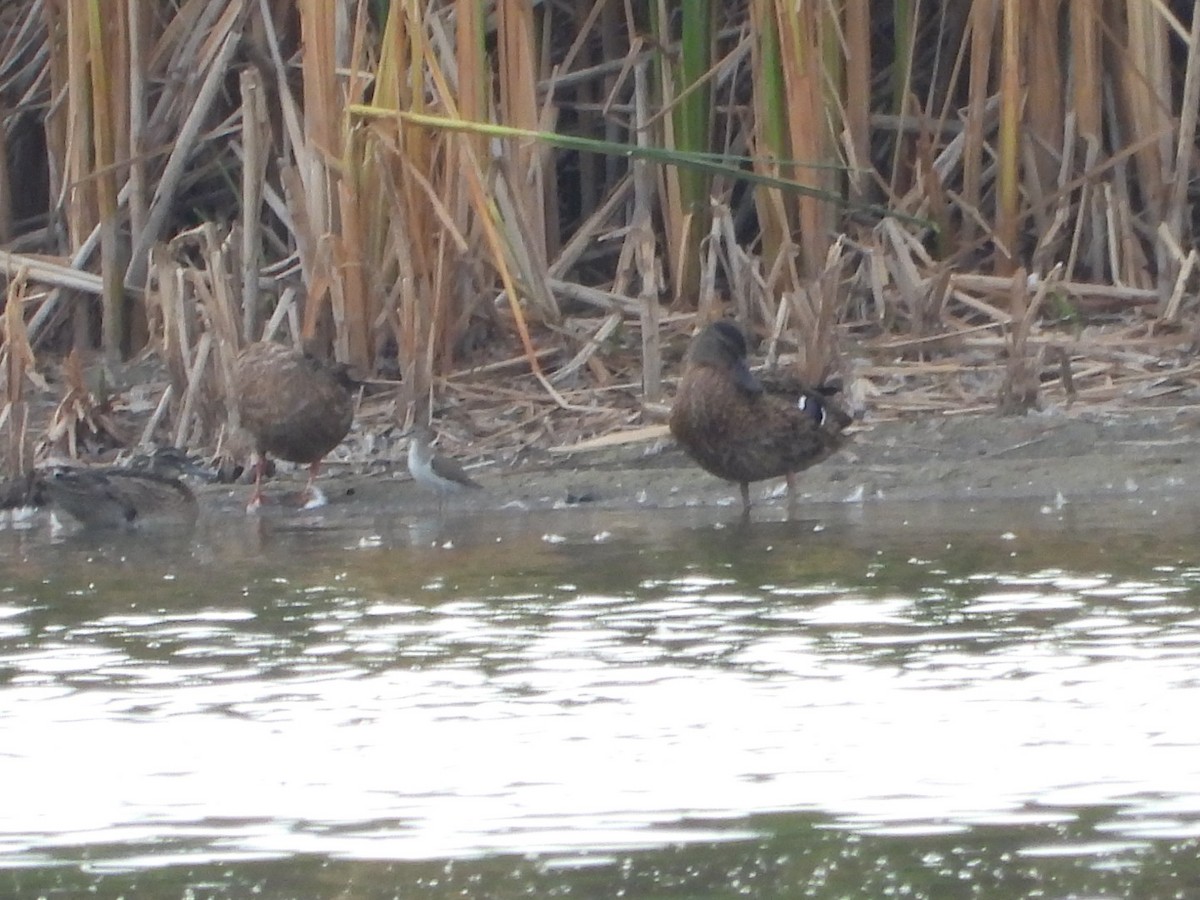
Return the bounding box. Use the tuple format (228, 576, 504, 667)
(3, 497, 1200, 897)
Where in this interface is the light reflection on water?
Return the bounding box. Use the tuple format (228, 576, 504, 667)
(2, 499, 1200, 890)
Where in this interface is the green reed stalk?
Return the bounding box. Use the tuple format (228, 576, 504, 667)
(353, 108, 896, 219)
(749, 0, 789, 277)
(672, 0, 715, 306)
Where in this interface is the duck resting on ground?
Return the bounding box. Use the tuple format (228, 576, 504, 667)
(235, 341, 356, 510)
(669, 320, 851, 512)
(32, 466, 197, 528)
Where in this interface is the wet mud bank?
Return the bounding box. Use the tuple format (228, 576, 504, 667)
(203, 407, 1200, 521)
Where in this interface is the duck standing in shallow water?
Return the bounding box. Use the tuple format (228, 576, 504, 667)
(407, 425, 482, 511)
(235, 341, 355, 510)
(669, 320, 850, 512)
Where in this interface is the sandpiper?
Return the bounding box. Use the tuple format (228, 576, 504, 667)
(406, 425, 482, 509)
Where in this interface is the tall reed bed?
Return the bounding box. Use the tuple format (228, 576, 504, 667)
(0, 0, 1198, 463)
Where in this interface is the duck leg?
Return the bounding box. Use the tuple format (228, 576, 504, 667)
(739, 481, 751, 511)
(247, 456, 269, 511)
(301, 460, 330, 510)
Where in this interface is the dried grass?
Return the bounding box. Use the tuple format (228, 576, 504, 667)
(0, 1, 1199, 473)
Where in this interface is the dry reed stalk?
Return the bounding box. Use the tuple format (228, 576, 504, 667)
(291, 0, 343, 352)
(0, 2, 37, 246)
(454, 352, 563, 394)
(126, 2, 147, 267)
(377, 5, 452, 408)
(550, 313, 621, 387)
(490, 164, 562, 325)
(1023, 0, 1064, 230)
(545, 279, 643, 316)
(0, 104, 9, 246)
(332, 157, 370, 366)
(125, 0, 246, 290)
(0, 251, 104, 296)
(960, 0, 999, 248)
(734, 0, 845, 355)
(84, 0, 126, 358)
(883, 0, 915, 201)
(647, 6, 683, 304)
(261, 286, 300, 344)
(788, 238, 848, 383)
(3, 273, 33, 475)
(1121, 0, 1170, 231)
(151, 245, 190, 411)
(842, 0, 871, 206)
(298, 0, 341, 157)
(42, 349, 110, 459)
(998, 266, 1056, 414)
(696, 205, 723, 324)
(239, 66, 269, 341)
(994, 0, 1020, 275)
(172, 331, 213, 449)
(186, 273, 233, 444)
(496, 0, 549, 272)
(775, 1, 833, 278)
(55, 1, 96, 356)
(716, 207, 766, 330)
(201, 225, 241, 352)
(1069, 3, 1102, 141)
(391, 21, 571, 410)
(548, 175, 633, 278)
(1029, 112, 1074, 276)
(380, 149, 432, 413)
(631, 62, 662, 403)
(332, 3, 389, 371)
(1161, 7, 1200, 316)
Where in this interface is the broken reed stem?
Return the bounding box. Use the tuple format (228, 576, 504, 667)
(632, 61, 662, 403)
(3, 274, 32, 475)
(173, 331, 213, 448)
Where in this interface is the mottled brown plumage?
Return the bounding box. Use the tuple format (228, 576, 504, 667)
(235, 341, 355, 508)
(669, 321, 850, 511)
(0, 472, 40, 511)
(37, 467, 197, 528)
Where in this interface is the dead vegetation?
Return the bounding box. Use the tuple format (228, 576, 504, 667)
(1, 1, 1199, 480)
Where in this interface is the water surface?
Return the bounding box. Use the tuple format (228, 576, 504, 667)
(2, 496, 1200, 897)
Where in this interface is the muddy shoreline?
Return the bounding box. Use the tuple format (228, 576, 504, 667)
(199, 406, 1200, 518)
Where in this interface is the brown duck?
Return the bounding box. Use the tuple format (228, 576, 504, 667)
(235, 341, 355, 509)
(669, 320, 850, 511)
(36, 467, 197, 528)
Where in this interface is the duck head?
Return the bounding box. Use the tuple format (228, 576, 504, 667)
(686, 321, 762, 396)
